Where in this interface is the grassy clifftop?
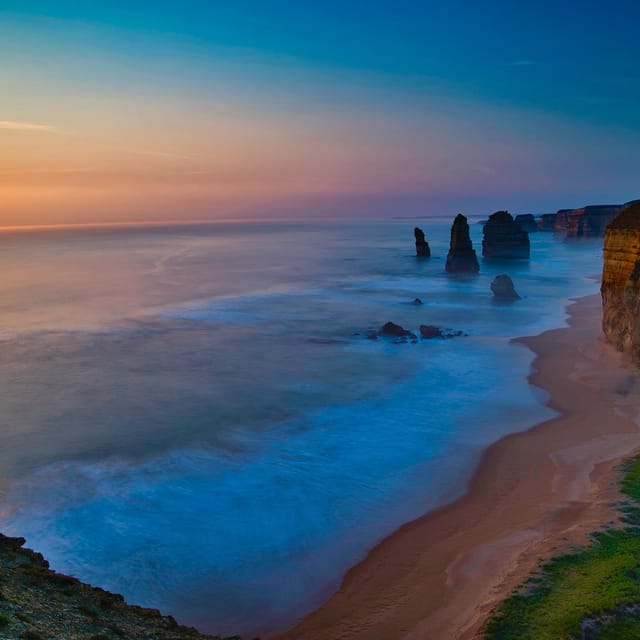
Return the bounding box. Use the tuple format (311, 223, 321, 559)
(484, 454, 640, 640)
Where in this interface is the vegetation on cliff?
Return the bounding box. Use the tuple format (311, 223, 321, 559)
(484, 453, 640, 639)
(0, 534, 226, 640)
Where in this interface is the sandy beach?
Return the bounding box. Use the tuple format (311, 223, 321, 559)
(275, 293, 640, 640)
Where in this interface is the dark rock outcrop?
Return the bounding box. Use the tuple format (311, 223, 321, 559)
(414, 227, 431, 257)
(566, 204, 622, 238)
(419, 325, 465, 339)
(445, 214, 480, 273)
(491, 274, 521, 300)
(379, 322, 417, 339)
(0, 534, 220, 640)
(514, 214, 538, 233)
(482, 211, 530, 259)
(537, 213, 558, 231)
(601, 202, 640, 362)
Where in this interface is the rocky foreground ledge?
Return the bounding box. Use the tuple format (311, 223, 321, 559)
(0, 534, 228, 640)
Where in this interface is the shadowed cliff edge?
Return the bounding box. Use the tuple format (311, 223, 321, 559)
(0, 534, 228, 640)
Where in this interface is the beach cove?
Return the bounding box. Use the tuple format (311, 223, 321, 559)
(277, 293, 640, 639)
(0, 220, 626, 638)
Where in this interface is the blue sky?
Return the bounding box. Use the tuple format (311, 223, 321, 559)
(1, 1, 639, 224)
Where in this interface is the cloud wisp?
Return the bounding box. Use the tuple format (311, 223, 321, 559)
(0, 120, 64, 134)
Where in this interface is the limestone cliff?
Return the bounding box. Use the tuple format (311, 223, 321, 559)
(601, 202, 640, 362)
(566, 204, 622, 238)
(445, 214, 479, 273)
(482, 211, 530, 259)
(537, 213, 558, 231)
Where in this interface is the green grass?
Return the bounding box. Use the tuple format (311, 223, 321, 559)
(484, 454, 640, 640)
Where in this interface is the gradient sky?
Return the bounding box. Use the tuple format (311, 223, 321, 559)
(1, 1, 639, 226)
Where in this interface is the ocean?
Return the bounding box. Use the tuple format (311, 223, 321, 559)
(0, 218, 602, 637)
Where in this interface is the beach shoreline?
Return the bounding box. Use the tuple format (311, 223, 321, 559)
(274, 293, 640, 640)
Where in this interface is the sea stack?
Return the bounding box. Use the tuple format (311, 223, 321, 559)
(445, 214, 479, 273)
(482, 211, 530, 259)
(491, 274, 520, 300)
(601, 201, 640, 362)
(537, 213, 558, 231)
(514, 214, 538, 233)
(414, 227, 431, 257)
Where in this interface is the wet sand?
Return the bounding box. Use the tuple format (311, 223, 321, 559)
(275, 294, 640, 640)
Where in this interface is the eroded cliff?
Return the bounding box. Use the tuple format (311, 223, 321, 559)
(601, 202, 640, 361)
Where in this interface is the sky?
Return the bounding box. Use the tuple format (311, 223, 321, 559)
(1, 1, 639, 226)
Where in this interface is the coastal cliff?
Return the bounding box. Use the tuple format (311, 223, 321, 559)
(601, 201, 640, 361)
(566, 204, 622, 238)
(0, 534, 222, 640)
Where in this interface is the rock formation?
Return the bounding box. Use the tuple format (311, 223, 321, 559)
(445, 214, 480, 273)
(0, 534, 220, 640)
(482, 211, 530, 259)
(514, 214, 538, 233)
(565, 204, 622, 238)
(537, 213, 558, 231)
(601, 202, 640, 362)
(379, 322, 417, 339)
(554, 209, 572, 232)
(419, 325, 465, 339)
(414, 227, 431, 257)
(490, 274, 521, 299)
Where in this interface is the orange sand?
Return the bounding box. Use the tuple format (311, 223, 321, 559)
(275, 294, 640, 640)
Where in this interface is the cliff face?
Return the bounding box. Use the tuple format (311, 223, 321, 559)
(601, 202, 640, 362)
(445, 214, 479, 273)
(482, 211, 530, 259)
(566, 205, 622, 238)
(0, 534, 220, 640)
(414, 226, 431, 257)
(537, 213, 558, 231)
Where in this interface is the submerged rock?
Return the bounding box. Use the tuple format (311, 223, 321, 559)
(491, 274, 521, 299)
(414, 227, 431, 257)
(601, 201, 640, 362)
(482, 211, 530, 259)
(445, 214, 480, 273)
(419, 325, 465, 339)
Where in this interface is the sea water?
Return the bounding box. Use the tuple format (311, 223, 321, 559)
(0, 219, 602, 636)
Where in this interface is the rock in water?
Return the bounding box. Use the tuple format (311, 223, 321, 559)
(419, 325, 465, 339)
(414, 227, 431, 257)
(445, 214, 479, 273)
(491, 274, 521, 299)
(379, 321, 416, 339)
(514, 214, 538, 233)
(601, 201, 640, 362)
(482, 211, 530, 259)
